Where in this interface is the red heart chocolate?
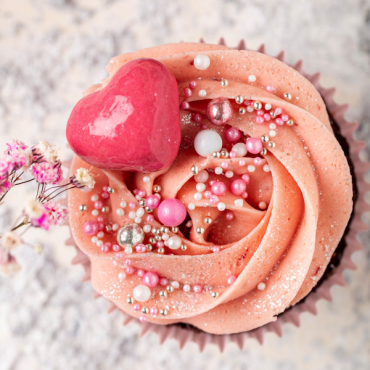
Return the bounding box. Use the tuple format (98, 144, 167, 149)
(66, 58, 181, 172)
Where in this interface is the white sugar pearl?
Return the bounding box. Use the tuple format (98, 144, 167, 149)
(194, 54, 210, 70)
(120, 201, 127, 208)
(194, 169, 209, 183)
(118, 272, 126, 280)
(265, 103, 272, 111)
(135, 195, 142, 201)
(125, 246, 133, 254)
(196, 183, 206, 192)
(92, 210, 99, 216)
(258, 282, 266, 290)
(235, 199, 244, 207)
(248, 74, 256, 82)
(246, 105, 254, 113)
(136, 208, 145, 217)
(225, 171, 234, 178)
(129, 211, 136, 219)
(188, 203, 195, 210)
(143, 176, 150, 183)
(269, 130, 276, 137)
(194, 129, 222, 157)
(232, 143, 248, 157)
(248, 165, 255, 172)
(91, 236, 98, 243)
(164, 240, 169, 246)
(263, 164, 270, 172)
(134, 217, 142, 223)
(215, 167, 223, 175)
(133, 285, 151, 302)
(259, 202, 267, 209)
(217, 202, 226, 211)
(194, 192, 202, 201)
(162, 233, 169, 241)
(171, 281, 180, 289)
(97, 231, 104, 238)
(183, 284, 191, 292)
(168, 236, 182, 250)
(143, 225, 151, 233)
(91, 194, 99, 202)
(112, 224, 119, 231)
(198, 90, 207, 97)
(116, 208, 124, 216)
(155, 193, 161, 199)
(96, 240, 103, 247)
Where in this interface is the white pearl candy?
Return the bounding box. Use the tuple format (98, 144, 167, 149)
(118, 272, 126, 280)
(133, 285, 151, 302)
(183, 284, 191, 292)
(116, 208, 124, 216)
(143, 225, 151, 233)
(194, 192, 202, 201)
(194, 130, 222, 157)
(248, 165, 255, 173)
(120, 201, 127, 208)
(136, 208, 145, 217)
(232, 143, 248, 157)
(217, 202, 226, 211)
(194, 169, 209, 183)
(257, 282, 266, 290)
(92, 210, 99, 216)
(248, 74, 256, 82)
(125, 246, 133, 254)
(194, 54, 210, 70)
(168, 236, 182, 250)
(134, 217, 142, 223)
(91, 236, 98, 243)
(198, 90, 207, 97)
(91, 195, 99, 202)
(215, 167, 223, 175)
(263, 164, 270, 172)
(188, 203, 195, 210)
(96, 240, 103, 247)
(143, 176, 150, 183)
(171, 281, 180, 289)
(112, 224, 119, 231)
(97, 231, 104, 238)
(129, 211, 136, 219)
(234, 199, 244, 207)
(225, 171, 234, 178)
(196, 183, 206, 192)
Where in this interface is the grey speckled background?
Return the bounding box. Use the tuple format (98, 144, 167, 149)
(0, 1, 370, 369)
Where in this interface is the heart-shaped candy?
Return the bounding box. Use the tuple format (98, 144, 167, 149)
(66, 58, 181, 172)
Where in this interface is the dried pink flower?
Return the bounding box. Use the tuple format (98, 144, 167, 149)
(0, 156, 15, 176)
(43, 201, 68, 226)
(4, 139, 28, 155)
(31, 161, 63, 184)
(0, 180, 14, 196)
(1, 232, 22, 250)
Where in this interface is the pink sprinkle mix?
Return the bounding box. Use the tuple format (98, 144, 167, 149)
(126, 266, 135, 274)
(242, 192, 248, 198)
(281, 114, 289, 121)
(212, 246, 220, 253)
(257, 110, 265, 116)
(133, 304, 141, 311)
(146, 215, 154, 223)
(266, 85, 274, 92)
(94, 201, 103, 210)
(150, 307, 158, 316)
(264, 113, 271, 121)
(156, 241, 164, 248)
(201, 124, 207, 130)
(243, 100, 253, 106)
(229, 151, 236, 159)
(194, 285, 203, 293)
(97, 216, 104, 222)
(102, 186, 109, 192)
(204, 191, 212, 199)
(98, 223, 105, 231)
(101, 245, 109, 253)
(274, 107, 283, 116)
(184, 88, 192, 97)
(125, 259, 132, 265)
(242, 174, 250, 183)
(193, 113, 203, 123)
(275, 118, 284, 126)
(138, 189, 146, 197)
(129, 201, 136, 209)
(221, 161, 228, 169)
(269, 123, 277, 130)
(256, 116, 264, 124)
(225, 211, 235, 220)
(189, 81, 197, 89)
(116, 252, 123, 259)
(112, 244, 120, 252)
(239, 159, 246, 166)
(133, 189, 139, 195)
(209, 195, 219, 205)
(139, 316, 147, 322)
(101, 192, 110, 199)
(209, 180, 215, 186)
(159, 278, 168, 286)
(254, 157, 262, 166)
(137, 269, 145, 277)
(180, 101, 190, 110)
(227, 275, 237, 285)
(135, 244, 147, 253)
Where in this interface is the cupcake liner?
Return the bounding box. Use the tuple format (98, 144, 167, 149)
(62, 39, 370, 351)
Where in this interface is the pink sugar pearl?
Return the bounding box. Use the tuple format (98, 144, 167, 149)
(97, 216, 104, 222)
(209, 195, 219, 205)
(246, 138, 263, 154)
(150, 306, 159, 316)
(275, 118, 284, 125)
(201, 124, 207, 129)
(225, 211, 235, 220)
(274, 107, 283, 116)
(239, 159, 246, 166)
(254, 157, 262, 166)
(116, 252, 123, 258)
(129, 201, 136, 209)
(157, 198, 187, 226)
(133, 189, 139, 195)
(194, 285, 203, 293)
(204, 191, 212, 199)
(125, 259, 132, 265)
(184, 87, 192, 97)
(243, 100, 253, 106)
(242, 192, 248, 198)
(229, 151, 236, 159)
(156, 241, 164, 248)
(101, 244, 109, 253)
(146, 215, 154, 223)
(102, 186, 109, 192)
(281, 114, 289, 121)
(224, 126, 241, 143)
(264, 113, 271, 121)
(126, 266, 135, 275)
(112, 244, 120, 252)
(266, 85, 274, 92)
(101, 192, 110, 199)
(242, 174, 250, 184)
(83, 221, 99, 236)
(137, 269, 145, 277)
(146, 195, 160, 209)
(105, 242, 112, 247)
(133, 304, 141, 311)
(193, 113, 203, 123)
(138, 189, 146, 197)
(143, 271, 159, 288)
(230, 179, 247, 196)
(269, 123, 277, 130)
(212, 246, 220, 253)
(139, 316, 147, 322)
(159, 277, 168, 286)
(227, 275, 237, 285)
(256, 116, 264, 124)
(189, 81, 197, 89)
(180, 101, 190, 110)
(221, 161, 228, 169)
(257, 110, 265, 116)
(94, 201, 103, 209)
(211, 181, 226, 196)
(135, 244, 147, 253)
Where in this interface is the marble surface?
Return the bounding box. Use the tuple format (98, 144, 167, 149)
(1, 0, 370, 369)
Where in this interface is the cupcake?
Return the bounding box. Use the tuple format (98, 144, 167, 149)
(65, 41, 365, 343)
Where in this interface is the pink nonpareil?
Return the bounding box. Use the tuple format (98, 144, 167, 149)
(143, 271, 159, 288)
(135, 244, 147, 253)
(224, 126, 241, 143)
(83, 220, 99, 236)
(246, 138, 263, 154)
(225, 211, 235, 220)
(230, 179, 247, 196)
(146, 195, 160, 209)
(211, 181, 227, 196)
(157, 198, 187, 226)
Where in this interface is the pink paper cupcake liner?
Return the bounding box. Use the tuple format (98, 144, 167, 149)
(61, 39, 370, 351)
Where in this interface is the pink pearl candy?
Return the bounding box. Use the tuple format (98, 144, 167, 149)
(102, 186, 108, 192)
(193, 113, 203, 123)
(126, 266, 135, 274)
(254, 157, 262, 166)
(243, 100, 253, 106)
(257, 110, 265, 116)
(225, 211, 235, 220)
(150, 306, 159, 316)
(135, 244, 147, 253)
(133, 189, 139, 195)
(211, 181, 226, 196)
(201, 124, 207, 129)
(189, 81, 197, 89)
(184, 88, 192, 97)
(266, 85, 274, 92)
(101, 192, 110, 199)
(143, 271, 159, 288)
(209, 180, 215, 186)
(138, 190, 146, 197)
(146, 195, 160, 209)
(275, 118, 284, 125)
(112, 244, 120, 252)
(140, 316, 147, 322)
(83, 221, 99, 236)
(212, 246, 220, 253)
(129, 202, 136, 209)
(137, 269, 145, 277)
(157, 198, 187, 227)
(94, 201, 103, 209)
(133, 304, 141, 311)
(105, 242, 112, 247)
(264, 113, 271, 121)
(242, 174, 250, 184)
(269, 123, 277, 130)
(146, 215, 154, 223)
(224, 126, 241, 143)
(206, 98, 233, 126)
(246, 138, 263, 154)
(274, 107, 283, 116)
(242, 192, 248, 198)
(156, 241, 164, 248)
(159, 277, 168, 286)
(227, 275, 237, 285)
(204, 191, 212, 199)
(229, 151, 236, 159)
(209, 195, 219, 205)
(125, 259, 132, 265)
(101, 244, 109, 253)
(194, 285, 203, 293)
(97, 216, 104, 222)
(221, 161, 228, 169)
(230, 179, 247, 196)
(180, 101, 190, 109)
(281, 114, 289, 122)
(116, 252, 123, 259)
(239, 159, 246, 166)
(256, 116, 264, 124)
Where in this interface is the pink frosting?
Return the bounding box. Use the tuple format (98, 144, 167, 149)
(68, 42, 353, 335)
